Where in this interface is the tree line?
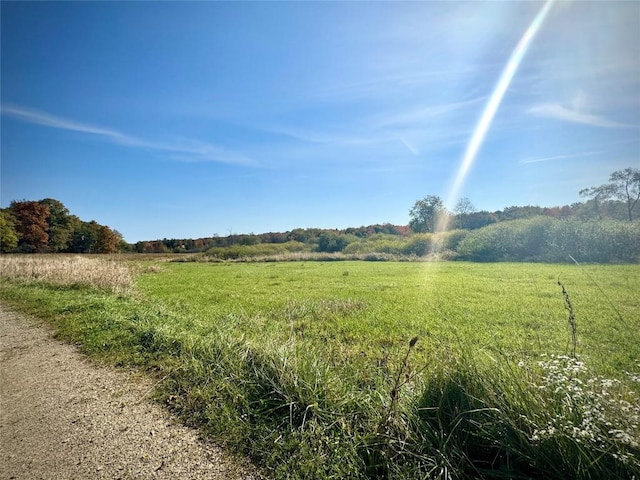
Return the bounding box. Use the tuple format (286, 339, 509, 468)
(140, 167, 639, 256)
(130, 224, 411, 254)
(2, 167, 637, 258)
(0, 199, 123, 253)
(408, 168, 640, 233)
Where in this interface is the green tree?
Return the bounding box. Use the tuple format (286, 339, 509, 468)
(454, 197, 475, 216)
(39, 198, 73, 252)
(453, 197, 476, 229)
(0, 210, 19, 252)
(317, 232, 355, 252)
(455, 211, 498, 230)
(580, 167, 640, 221)
(496, 205, 545, 221)
(69, 220, 100, 253)
(409, 195, 445, 233)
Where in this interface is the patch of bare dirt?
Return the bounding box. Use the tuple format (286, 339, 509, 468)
(0, 303, 260, 480)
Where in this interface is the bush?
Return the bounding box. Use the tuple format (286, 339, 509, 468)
(545, 219, 640, 263)
(343, 234, 406, 256)
(435, 229, 469, 252)
(205, 241, 308, 260)
(456, 217, 640, 263)
(317, 233, 358, 253)
(401, 234, 434, 256)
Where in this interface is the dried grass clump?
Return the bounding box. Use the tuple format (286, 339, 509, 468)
(0, 255, 133, 294)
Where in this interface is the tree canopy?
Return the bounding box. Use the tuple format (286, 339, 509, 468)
(580, 167, 640, 221)
(1, 199, 122, 253)
(409, 195, 446, 233)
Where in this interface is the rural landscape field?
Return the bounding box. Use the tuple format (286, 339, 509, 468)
(2, 1, 639, 478)
(1, 255, 638, 479)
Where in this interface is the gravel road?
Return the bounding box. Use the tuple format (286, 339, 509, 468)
(0, 303, 260, 480)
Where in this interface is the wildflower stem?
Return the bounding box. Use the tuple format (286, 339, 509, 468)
(558, 280, 577, 359)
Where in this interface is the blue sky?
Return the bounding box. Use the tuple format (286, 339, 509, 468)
(1, 1, 638, 242)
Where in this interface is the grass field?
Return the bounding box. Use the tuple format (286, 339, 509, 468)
(1, 256, 638, 479)
(136, 261, 639, 375)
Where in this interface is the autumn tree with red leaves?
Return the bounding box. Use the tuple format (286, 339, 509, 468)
(10, 201, 50, 252)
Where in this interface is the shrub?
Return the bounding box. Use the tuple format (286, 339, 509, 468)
(456, 217, 640, 263)
(344, 234, 406, 256)
(545, 219, 640, 263)
(434, 229, 469, 252)
(401, 234, 434, 256)
(205, 241, 308, 260)
(317, 233, 358, 253)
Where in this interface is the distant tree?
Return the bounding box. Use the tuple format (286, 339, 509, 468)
(95, 226, 122, 253)
(543, 205, 574, 220)
(287, 228, 311, 243)
(10, 200, 50, 252)
(571, 200, 601, 220)
(494, 205, 545, 222)
(134, 241, 149, 253)
(0, 210, 19, 252)
(454, 197, 475, 216)
(575, 198, 629, 220)
(133, 240, 170, 254)
(409, 195, 446, 233)
(237, 234, 260, 246)
(317, 232, 354, 252)
(69, 220, 101, 253)
(39, 198, 73, 252)
(394, 225, 411, 236)
(580, 168, 640, 221)
(377, 223, 410, 236)
(259, 232, 289, 244)
(453, 197, 476, 229)
(459, 211, 498, 230)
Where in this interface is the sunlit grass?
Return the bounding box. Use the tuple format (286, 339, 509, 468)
(136, 261, 640, 376)
(1, 258, 638, 478)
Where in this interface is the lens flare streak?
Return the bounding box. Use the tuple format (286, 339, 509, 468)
(439, 0, 555, 232)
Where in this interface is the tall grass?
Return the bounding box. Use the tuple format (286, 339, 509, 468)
(128, 322, 640, 479)
(0, 254, 133, 294)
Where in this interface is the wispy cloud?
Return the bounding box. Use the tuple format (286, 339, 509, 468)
(2, 104, 125, 139)
(528, 104, 636, 128)
(260, 124, 350, 144)
(316, 67, 488, 104)
(258, 123, 390, 148)
(370, 96, 485, 129)
(399, 137, 420, 156)
(1, 104, 257, 166)
(257, 95, 481, 155)
(519, 150, 602, 164)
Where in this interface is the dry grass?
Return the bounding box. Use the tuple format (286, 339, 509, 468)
(0, 255, 133, 295)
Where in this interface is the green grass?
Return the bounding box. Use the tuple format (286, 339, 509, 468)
(136, 261, 640, 375)
(1, 259, 639, 479)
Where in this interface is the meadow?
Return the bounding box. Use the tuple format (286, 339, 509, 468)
(0, 255, 638, 479)
(137, 261, 639, 376)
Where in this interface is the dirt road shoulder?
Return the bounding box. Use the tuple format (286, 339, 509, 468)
(0, 303, 259, 480)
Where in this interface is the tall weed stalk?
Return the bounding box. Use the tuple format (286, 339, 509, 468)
(558, 280, 577, 358)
